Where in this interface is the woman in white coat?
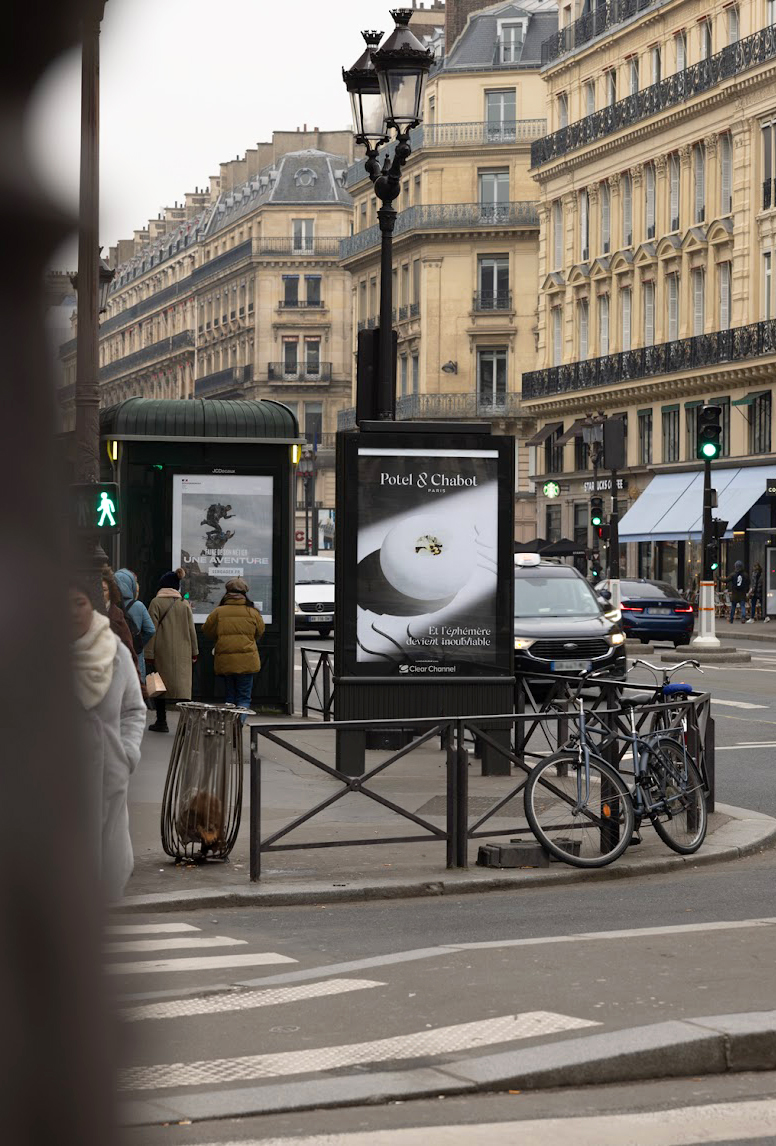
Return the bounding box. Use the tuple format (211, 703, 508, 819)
(70, 585, 146, 900)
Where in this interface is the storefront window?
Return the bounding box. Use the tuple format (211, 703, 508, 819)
(638, 541, 653, 579)
(658, 541, 679, 587)
(546, 504, 562, 542)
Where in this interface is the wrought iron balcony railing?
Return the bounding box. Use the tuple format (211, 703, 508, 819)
(267, 362, 333, 382)
(532, 25, 776, 168)
(98, 329, 195, 382)
(338, 407, 357, 430)
(398, 305, 408, 320)
(305, 432, 337, 450)
(194, 363, 253, 398)
(344, 121, 547, 187)
(340, 201, 539, 259)
(190, 240, 252, 284)
(522, 319, 776, 400)
(278, 299, 325, 309)
(473, 290, 513, 311)
(541, 0, 661, 66)
(396, 392, 523, 420)
(410, 301, 420, 318)
(258, 237, 342, 256)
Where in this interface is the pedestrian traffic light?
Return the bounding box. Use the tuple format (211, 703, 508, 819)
(71, 482, 120, 534)
(697, 404, 722, 460)
(707, 543, 720, 572)
(706, 518, 728, 571)
(596, 523, 611, 542)
(590, 496, 604, 527)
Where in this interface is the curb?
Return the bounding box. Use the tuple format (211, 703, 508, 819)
(661, 648, 752, 664)
(116, 803, 776, 914)
(120, 1009, 776, 1126)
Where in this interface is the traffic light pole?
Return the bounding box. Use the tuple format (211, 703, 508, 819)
(609, 470, 621, 610)
(693, 457, 720, 648)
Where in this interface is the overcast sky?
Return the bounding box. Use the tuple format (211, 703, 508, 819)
(26, 0, 400, 269)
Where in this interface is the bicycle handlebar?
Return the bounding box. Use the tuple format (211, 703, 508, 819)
(630, 658, 703, 685)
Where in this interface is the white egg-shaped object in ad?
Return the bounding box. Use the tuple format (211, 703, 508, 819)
(379, 514, 476, 601)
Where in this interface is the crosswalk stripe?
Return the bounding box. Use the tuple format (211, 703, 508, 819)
(107, 952, 297, 977)
(120, 978, 385, 1022)
(174, 1098, 776, 1146)
(119, 1011, 598, 1090)
(104, 936, 246, 955)
(713, 698, 769, 709)
(106, 923, 200, 935)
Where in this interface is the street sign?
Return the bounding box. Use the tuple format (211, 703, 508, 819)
(71, 483, 120, 534)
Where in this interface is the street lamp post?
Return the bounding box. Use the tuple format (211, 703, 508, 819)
(343, 9, 433, 421)
(72, 0, 114, 599)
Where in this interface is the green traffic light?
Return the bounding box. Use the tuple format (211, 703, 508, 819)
(701, 441, 719, 459)
(591, 515, 602, 527)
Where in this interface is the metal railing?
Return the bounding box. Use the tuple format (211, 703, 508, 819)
(410, 301, 420, 318)
(340, 201, 540, 259)
(344, 121, 547, 186)
(338, 407, 357, 430)
(190, 240, 252, 283)
(300, 647, 334, 720)
(278, 299, 325, 309)
(248, 679, 713, 879)
(533, 25, 776, 167)
(257, 237, 342, 256)
(194, 363, 253, 397)
(395, 392, 523, 420)
(473, 290, 513, 311)
(541, 0, 661, 65)
(522, 318, 776, 399)
(267, 362, 332, 382)
(98, 329, 194, 382)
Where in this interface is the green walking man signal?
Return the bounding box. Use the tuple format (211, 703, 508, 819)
(71, 483, 120, 534)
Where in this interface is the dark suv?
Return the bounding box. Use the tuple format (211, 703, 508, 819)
(514, 556, 626, 681)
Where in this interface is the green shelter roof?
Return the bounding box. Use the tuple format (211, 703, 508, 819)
(100, 398, 299, 441)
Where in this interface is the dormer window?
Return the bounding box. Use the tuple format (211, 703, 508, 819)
(498, 20, 525, 63)
(294, 168, 317, 188)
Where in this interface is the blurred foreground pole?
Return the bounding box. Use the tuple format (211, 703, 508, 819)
(0, 2, 115, 1143)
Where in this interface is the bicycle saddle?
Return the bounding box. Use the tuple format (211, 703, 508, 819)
(619, 691, 655, 707)
(662, 682, 692, 696)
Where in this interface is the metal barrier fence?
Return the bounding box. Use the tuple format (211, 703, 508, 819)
(250, 681, 714, 880)
(300, 647, 334, 720)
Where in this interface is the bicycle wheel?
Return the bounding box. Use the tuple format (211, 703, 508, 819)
(643, 739, 707, 854)
(524, 752, 635, 868)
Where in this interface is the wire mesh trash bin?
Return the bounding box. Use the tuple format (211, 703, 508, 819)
(160, 702, 253, 862)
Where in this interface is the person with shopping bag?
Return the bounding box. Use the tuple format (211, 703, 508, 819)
(145, 568, 198, 733)
(202, 577, 265, 717)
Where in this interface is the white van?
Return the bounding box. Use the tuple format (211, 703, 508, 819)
(294, 555, 335, 637)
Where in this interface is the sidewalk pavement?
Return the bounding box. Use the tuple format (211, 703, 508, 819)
(121, 709, 776, 913)
(716, 618, 775, 641)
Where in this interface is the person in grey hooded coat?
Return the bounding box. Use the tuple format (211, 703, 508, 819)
(114, 568, 155, 680)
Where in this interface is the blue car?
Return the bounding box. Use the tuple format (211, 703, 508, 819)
(598, 578, 695, 647)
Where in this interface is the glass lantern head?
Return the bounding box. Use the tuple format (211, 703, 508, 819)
(371, 8, 433, 131)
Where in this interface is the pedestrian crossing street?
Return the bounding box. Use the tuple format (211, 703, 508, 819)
(109, 918, 599, 1098)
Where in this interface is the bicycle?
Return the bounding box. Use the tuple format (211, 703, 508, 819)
(523, 666, 708, 868)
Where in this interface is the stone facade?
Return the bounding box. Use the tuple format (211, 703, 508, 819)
(524, 0, 776, 585)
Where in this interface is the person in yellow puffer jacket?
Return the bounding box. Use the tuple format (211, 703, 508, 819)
(202, 577, 265, 716)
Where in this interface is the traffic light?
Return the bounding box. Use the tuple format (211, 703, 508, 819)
(596, 523, 611, 542)
(697, 404, 722, 460)
(71, 482, 120, 534)
(590, 496, 604, 527)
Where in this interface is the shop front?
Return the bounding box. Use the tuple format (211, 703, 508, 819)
(619, 464, 776, 595)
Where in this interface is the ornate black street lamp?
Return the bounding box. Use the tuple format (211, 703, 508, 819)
(343, 9, 433, 419)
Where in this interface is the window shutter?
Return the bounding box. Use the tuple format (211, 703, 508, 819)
(601, 184, 610, 251)
(720, 133, 732, 214)
(579, 300, 589, 358)
(719, 262, 731, 329)
(580, 191, 589, 259)
(621, 288, 632, 351)
(694, 144, 705, 222)
(553, 202, 563, 269)
(693, 269, 705, 335)
(599, 294, 610, 354)
(676, 32, 686, 72)
(644, 281, 655, 345)
(670, 154, 680, 228)
(552, 306, 562, 365)
(668, 274, 678, 340)
(646, 163, 656, 237)
(623, 175, 632, 244)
